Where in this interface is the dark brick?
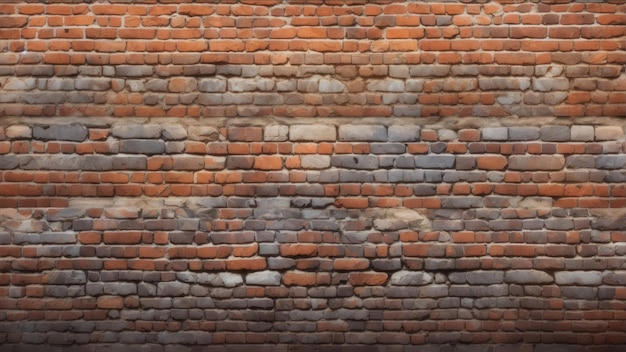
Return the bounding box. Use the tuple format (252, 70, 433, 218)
(33, 124, 88, 142)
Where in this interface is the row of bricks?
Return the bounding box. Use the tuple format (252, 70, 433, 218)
(1, 64, 623, 81)
(1, 75, 623, 96)
(3, 264, 626, 287)
(1, 240, 623, 260)
(2, 52, 624, 69)
(2, 42, 624, 60)
(2, 124, 623, 142)
(4, 23, 625, 42)
(0, 204, 597, 221)
(0, 335, 625, 349)
(1, 2, 621, 17)
(2, 104, 624, 119)
(1, 102, 623, 120)
(2, 213, 622, 239)
(4, 196, 626, 210)
(1, 5, 622, 23)
(1, 276, 625, 304)
(2, 154, 626, 172)
(2, 140, 625, 156)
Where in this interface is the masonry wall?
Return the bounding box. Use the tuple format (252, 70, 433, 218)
(0, 0, 626, 351)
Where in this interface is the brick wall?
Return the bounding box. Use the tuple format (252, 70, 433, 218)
(1, 0, 626, 350)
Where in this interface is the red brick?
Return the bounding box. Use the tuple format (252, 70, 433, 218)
(348, 272, 388, 286)
(97, 296, 123, 309)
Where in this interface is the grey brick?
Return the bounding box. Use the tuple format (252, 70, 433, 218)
(41, 232, 76, 244)
(112, 156, 147, 170)
(83, 155, 113, 171)
(264, 125, 289, 142)
(47, 208, 85, 221)
(566, 155, 595, 169)
(332, 155, 379, 170)
(161, 125, 187, 140)
(157, 332, 197, 344)
(395, 156, 416, 169)
(555, 271, 602, 286)
(338, 125, 387, 142)
(533, 77, 569, 91)
(372, 259, 402, 271)
(405, 79, 425, 92)
(415, 155, 455, 169)
(504, 270, 553, 284)
(43, 270, 86, 285)
(19, 155, 82, 171)
(116, 65, 153, 77)
(370, 143, 405, 154)
(112, 124, 162, 139)
(300, 155, 331, 169)
(389, 271, 432, 286)
(508, 127, 539, 141)
(441, 197, 482, 209)
(23, 92, 66, 104)
(482, 127, 508, 141)
(33, 124, 88, 142)
(540, 125, 570, 141)
(290, 125, 336, 142)
(4, 77, 37, 90)
(103, 282, 137, 296)
(120, 139, 165, 155)
(570, 125, 595, 141)
(545, 218, 574, 230)
(0, 155, 19, 169)
(157, 282, 190, 297)
(367, 78, 404, 92)
(561, 286, 597, 300)
(172, 156, 204, 170)
(410, 65, 450, 77)
(75, 77, 111, 91)
(596, 155, 626, 169)
(432, 220, 463, 231)
(246, 271, 282, 286)
(388, 125, 420, 142)
(268, 258, 296, 270)
(478, 77, 531, 91)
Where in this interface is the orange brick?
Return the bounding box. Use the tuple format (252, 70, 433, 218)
(476, 155, 508, 170)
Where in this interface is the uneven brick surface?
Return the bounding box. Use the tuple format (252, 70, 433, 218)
(0, 0, 624, 119)
(0, 120, 626, 350)
(1, 0, 626, 350)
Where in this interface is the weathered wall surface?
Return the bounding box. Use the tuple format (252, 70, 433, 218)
(0, 0, 626, 351)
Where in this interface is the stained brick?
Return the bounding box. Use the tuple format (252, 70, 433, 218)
(338, 125, 387, 142)
(509, 155, 565, 171)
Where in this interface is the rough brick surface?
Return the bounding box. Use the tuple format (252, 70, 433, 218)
(1, 120, 625, 350)
(1, 0, 626, 350)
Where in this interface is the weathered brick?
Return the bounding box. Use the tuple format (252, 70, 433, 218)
(43, 270, 86, 285)
(112, 124, 162, 139)
(388, 125, 420, 142)
(570, 125, 595, 142)
(509, 155, 565, 171)
(120, 139, 165, 155)
(540, 125, 570, 142)
(415, 155, 455, 169)
(338, 125, 387, 142)
(504, 270, 554, 284)
(290, 125, 336, 142)
(481, 127, 508, 141)
(595, 126, 624, 141)
(331, 155, 379, 170)
(33, 125, 88, 142)
(301, 155, 331, 169)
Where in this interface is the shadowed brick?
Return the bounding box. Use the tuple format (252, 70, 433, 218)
(33, 125, 88, 142)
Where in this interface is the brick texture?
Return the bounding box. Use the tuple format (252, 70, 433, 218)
(1, 0, 626, 350)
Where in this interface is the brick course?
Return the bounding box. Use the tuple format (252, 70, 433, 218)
(1, 0, 626, 350)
